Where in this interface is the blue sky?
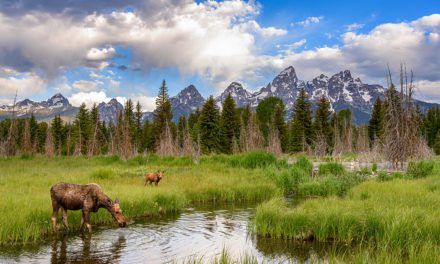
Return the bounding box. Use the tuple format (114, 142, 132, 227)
(0, 0, 439, 110)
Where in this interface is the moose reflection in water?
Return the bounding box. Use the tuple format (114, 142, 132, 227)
(50, 183, 126, 233)
(51, 234, 126, 264)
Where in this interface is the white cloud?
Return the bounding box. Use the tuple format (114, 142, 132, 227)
(0, 1, 286, 89)
(72, 80, 100, 92)
(136, 95, 157, 112)
(414, 80, 440, 102)
(345, 23, 364, 31)
(293, 16, 324, 27)
(68, 90, 125, 108)
(86, 47, 116, 61)
(0, 69, 45, 96)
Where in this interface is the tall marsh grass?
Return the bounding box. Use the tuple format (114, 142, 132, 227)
(0, 154, 280, 244)
(255, 173, 440, 258)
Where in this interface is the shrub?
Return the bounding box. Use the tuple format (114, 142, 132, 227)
(372, 163, 378, 173)
(294, 156, 313, 174)
(377, 171, 403, 182)
(91, 169, 116, 180)
(406, 160, 435, 179)
(229, 151, 277, 169)
(318, 162, 345, 176)
(19, 153, 33, 160)
(276, 166, 309, 194)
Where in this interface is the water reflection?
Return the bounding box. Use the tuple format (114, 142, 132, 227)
(0, 202, 346, 264)
(50, 234, 126, 264)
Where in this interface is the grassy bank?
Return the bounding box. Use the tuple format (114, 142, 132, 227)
(0, 152, 281, 244)
(254, 160, 440, 262)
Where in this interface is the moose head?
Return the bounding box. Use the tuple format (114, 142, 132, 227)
(111, 198, 126, 227)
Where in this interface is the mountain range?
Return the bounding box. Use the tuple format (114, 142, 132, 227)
(0, 66, 436, 124)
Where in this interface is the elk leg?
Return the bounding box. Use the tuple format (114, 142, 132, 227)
(61, 207, 69, 230)
(84, 210, 92, 233)
(51, 201, 60, 231)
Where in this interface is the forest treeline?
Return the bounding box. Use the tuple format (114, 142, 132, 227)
(0, 70, 436, 166)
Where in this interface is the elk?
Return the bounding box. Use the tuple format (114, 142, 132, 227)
(144, 170, 164, 186)
(50, 182, 126, 233)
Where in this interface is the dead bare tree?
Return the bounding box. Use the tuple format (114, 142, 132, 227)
(181, 127, 194, 156)
(45, 127, 55, 157)
(88, 120, 100, 157)
(266, 121, 282, 156)
(6, 91, 18, 156)
(356, 125, 369, 153)
(240, 112, 264, 152)
(22, 118, 32, 153)
(313, 132, 327, 157)
(66, 123, 72, 156)
(156, 121, 178, 156)
(73, 124, 82, 156)
(384, 65, 432, 169)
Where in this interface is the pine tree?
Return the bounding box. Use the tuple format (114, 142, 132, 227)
(51, 115, 64, 155)
(198, 96, 220, 154)
(273, 103, 287, 152)
(153, 80, 173, 145)
(256, 97, 284, 142)
(434, 130, 440, 155)
(73, 103, 91, 155)
(289, 88, 313, 152)
(313, 95, 332, 154)
(368, 97, 385, 145)
(423, 107, 440, 148)
(135, 101, 143, 152)
(88, 104, 101, 156)
(219, 94, 240, 154)
(177, 116, 187, 149)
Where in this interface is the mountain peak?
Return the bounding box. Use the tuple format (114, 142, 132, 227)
(170, 85, 205, 121)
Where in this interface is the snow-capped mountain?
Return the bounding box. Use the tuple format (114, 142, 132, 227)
(0, 93, 77, 121)
(170, 85, 205, 121)
(215, 82, 252, 108)
(97, 98, 123, 124)
(214, 66, 434, 124)
(0, 66, 436, 124)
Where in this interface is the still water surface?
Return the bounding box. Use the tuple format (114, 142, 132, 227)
(0, 202, 339, 263)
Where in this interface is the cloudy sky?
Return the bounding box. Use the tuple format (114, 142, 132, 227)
(0, 0, 439, 110)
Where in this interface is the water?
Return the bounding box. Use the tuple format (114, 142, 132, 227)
(0, 202, 340, 263)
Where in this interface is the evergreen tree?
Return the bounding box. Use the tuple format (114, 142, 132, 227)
(273, 103, 287, 152)
(153, 80, 173, 145)
(423, 107, 440, 148)
(289, 88, 313, 152)
(219, 94, 240, 154)
(135, 101, 143, 152)
(314, 95, 332, 153)
(177, 115, 187, 149)
(51, 115, 64, 154)
(198, 96, 220, 154)
(368, 97, 385, 145)
(140, 119, 154, 153)
(73, 103, 91, 155)
(256, 97, 284, 142)
(434, 130, 440, 155)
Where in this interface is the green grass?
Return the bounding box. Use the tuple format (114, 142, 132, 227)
(254, 160, 440, 261)
(0, 153, 281, 244)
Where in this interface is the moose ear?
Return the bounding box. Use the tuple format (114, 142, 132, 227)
(115, 197, 120, 204)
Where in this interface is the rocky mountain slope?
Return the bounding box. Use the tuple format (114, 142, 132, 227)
(0, 66, 436, 124)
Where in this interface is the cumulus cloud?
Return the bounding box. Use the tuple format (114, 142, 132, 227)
(0, 67, 45, 96)
(293, 16, 324, 27)
(68, 91, 125, 108)
(136, 95, 157, 112)
(72, 80, 101, 92)
(0, 0, 287, 88)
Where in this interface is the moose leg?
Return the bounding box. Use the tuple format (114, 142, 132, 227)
(80, 210, 85, 232)
(61, 207, 69, 230)
(51, 200, 60, 231)
(84, 210, 92, 233)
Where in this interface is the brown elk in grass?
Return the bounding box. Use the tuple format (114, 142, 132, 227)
(144, 170, 164, 186)
(50, 182, 126, 233)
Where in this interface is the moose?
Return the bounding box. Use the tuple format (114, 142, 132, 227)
(144, 170, 164, 186)
(50, 182, 126, 233)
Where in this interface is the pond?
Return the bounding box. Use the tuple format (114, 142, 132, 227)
(0, 202, 345, 263)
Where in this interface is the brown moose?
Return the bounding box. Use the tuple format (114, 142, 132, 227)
(50, 182, 126, 233)
(144, 170, 164, 186)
